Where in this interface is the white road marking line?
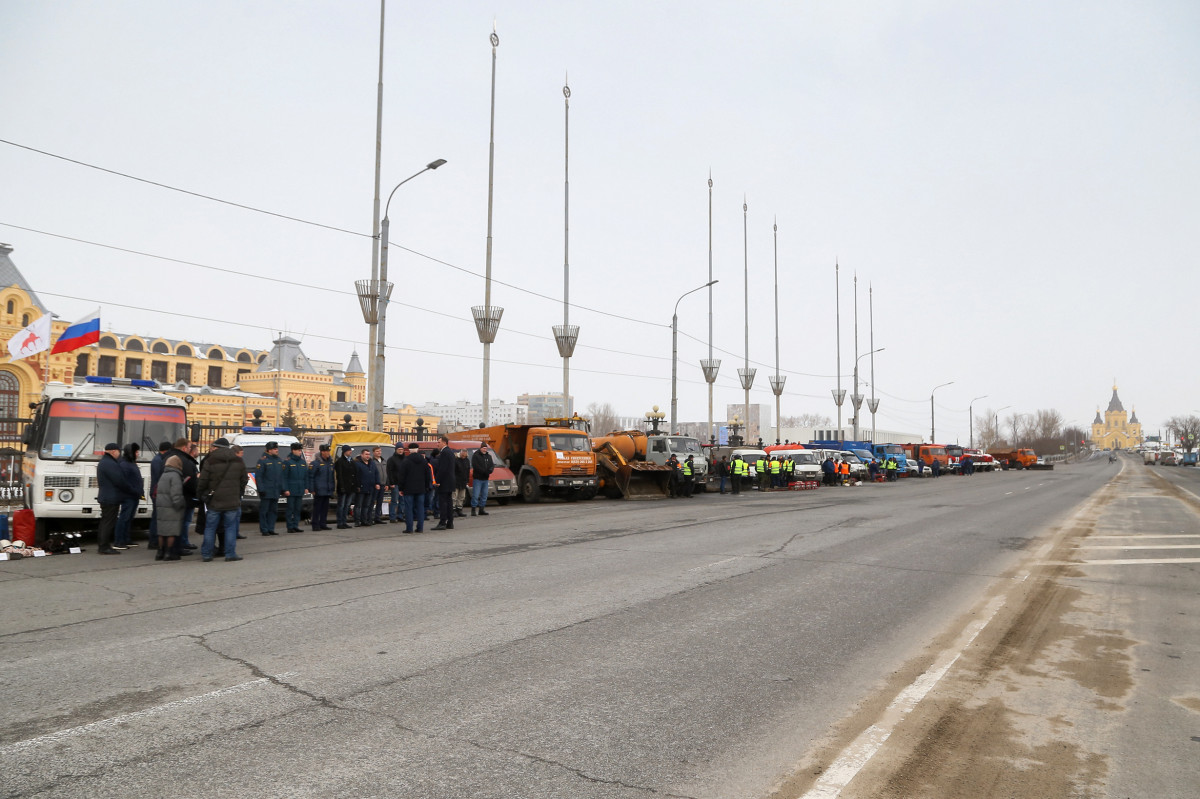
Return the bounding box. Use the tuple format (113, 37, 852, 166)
(686, 556, 739, 572)
(1049, 558, 1200, 566)
(800, 596, 1007, 799)
(1077, 544, 1200, 550)
(1088, 534, 1200, 539)
(7, 671, 299, 753)
(1005, 492, 1013, 495)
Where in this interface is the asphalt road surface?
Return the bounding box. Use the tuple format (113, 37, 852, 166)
(2, 454, 1195, 798)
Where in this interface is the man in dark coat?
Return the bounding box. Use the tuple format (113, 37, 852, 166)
(255, 441, 284, 535)
(433, 437, 457, 530)
(386, 446, 408, 525)
(96, 443, 133, 554)
(307, 444, 336, 530)
(354, 448, 379, 526)
(469, 446, 494, 516)
(395, 443, 431, 533)
(198, 437, 249, 561)
(167, 438, 199, 554)
(333, 445, 358, 529)
(148, 440, 171, 549)
(282, 443, 308, 533)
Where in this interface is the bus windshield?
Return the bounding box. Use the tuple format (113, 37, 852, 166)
(41, 400, 119, 461)
(549, 434, 591, 452)
(39, 400, 188, 462)
(123, 405, 187, 461)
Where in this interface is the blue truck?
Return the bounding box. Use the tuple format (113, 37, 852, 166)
(807, 440, 909, 472)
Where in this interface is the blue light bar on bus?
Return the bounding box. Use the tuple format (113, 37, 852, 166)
(242, 426, 292, 433)
(84, 376, 160, 388)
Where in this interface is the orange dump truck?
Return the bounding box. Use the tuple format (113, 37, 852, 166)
(591, 430, 674, 499)
(451, 424, 597, 502)
(988, 448, 1041, 470)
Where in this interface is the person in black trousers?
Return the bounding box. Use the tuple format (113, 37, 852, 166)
(433, 437, 457, 531)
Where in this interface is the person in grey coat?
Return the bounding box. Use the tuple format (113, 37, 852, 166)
(155, 455, 187, 561)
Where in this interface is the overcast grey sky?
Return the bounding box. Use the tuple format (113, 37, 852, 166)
(2, 1, 1196, 443)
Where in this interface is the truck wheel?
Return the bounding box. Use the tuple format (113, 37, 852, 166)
(579, 487, 597, 500)
(520, 474, 542, 503)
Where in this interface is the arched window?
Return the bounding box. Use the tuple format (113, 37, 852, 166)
(237, 351, 252, 363)
(208, 348, 224, 360)
(152, 341, 169, 354)
(0, 370, 20, 419)
(21, 314, 29, 327)
(99, 336, 118, 349)
(177, 345, 192, 357)
(125, 339, 144, 351)
(5, 300, 13, 314)
(257, 353, 267, 363)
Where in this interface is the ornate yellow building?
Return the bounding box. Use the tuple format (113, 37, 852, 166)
(0, 244, 437, 435)
(1091, 385, 1142, 450)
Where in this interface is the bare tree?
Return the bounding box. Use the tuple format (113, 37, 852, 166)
(780, 412, 833, 427)
(974, 409, 1002, 449)
(1166, 415, 1200, 452)
(1033, 408, 1064, 441)
(1005, 412, 1025, 446)
(586, 402, 620, 435)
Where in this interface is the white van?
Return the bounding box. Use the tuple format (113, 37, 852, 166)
(221, 427, 303, 518)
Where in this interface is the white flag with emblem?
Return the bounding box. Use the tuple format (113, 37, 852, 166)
(7, 314, 52, 360)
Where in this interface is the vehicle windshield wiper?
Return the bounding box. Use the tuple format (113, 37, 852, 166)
(65, 432, 95, 465)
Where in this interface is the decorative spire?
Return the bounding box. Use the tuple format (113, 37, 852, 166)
(1093, 409, 1102, 425)
(1106, 386, 1125, 413)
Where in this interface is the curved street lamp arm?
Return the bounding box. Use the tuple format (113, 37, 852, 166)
(384, 158, 448, 220)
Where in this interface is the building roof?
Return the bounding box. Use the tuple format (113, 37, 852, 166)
(1130, 408, 1139, 424)
(257, 335, 317, 374)
(345, 351, 364, 374)
(1093, 410, 1102, 425)
(0, 244, 50, 314)
(1106, 386, 1124, 413)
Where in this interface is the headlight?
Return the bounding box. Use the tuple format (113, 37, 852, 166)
(59, 489, 75, 503)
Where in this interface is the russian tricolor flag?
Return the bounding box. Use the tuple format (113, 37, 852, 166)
(50, 309, 101, 354)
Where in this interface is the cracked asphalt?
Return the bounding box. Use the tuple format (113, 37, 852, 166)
(0, 460, 1118, 798)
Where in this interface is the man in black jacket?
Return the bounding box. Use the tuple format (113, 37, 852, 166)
(395, 443, 431, 533)
(96, 443, 133, 554)
(469, 447, 494, 516)
(386, 447, 407, 526)
(167, 438, 199, 556)
(433, 436, 457, 530)
(333, 445, 358, 529)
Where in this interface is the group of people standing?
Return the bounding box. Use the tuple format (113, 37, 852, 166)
(96, 437, 250, 562)
(95, 434, 501, 559)
(254, 436, 496, 535)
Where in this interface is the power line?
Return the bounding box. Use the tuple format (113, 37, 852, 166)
(0, 220, 669, 362)
(0, 138, 371, 238)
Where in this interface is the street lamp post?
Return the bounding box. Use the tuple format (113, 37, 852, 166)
(672, 280, 718, 434)
(553, 78, 579, 421)
(701, 174, 720, 445)
(868, 283, 880, 443)
(738, 199, 756, 440)
(994, 405, 1012, 447)
(930, 381, 954, 442)
(852, 347, 885, 440)
(357, 158, 447, 431)
(769, 219, 785, 445)
(832, 260, 844, 438)
(473, 25, 504, 426)
(969, 394, 988, 449)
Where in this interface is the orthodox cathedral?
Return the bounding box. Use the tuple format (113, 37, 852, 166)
(1091, 384, 1143, 449)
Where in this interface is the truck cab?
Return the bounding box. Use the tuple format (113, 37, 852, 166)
(645, 434, 708, 488)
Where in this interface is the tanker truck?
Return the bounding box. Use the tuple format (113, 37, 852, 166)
(591, 431, 708, 499)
